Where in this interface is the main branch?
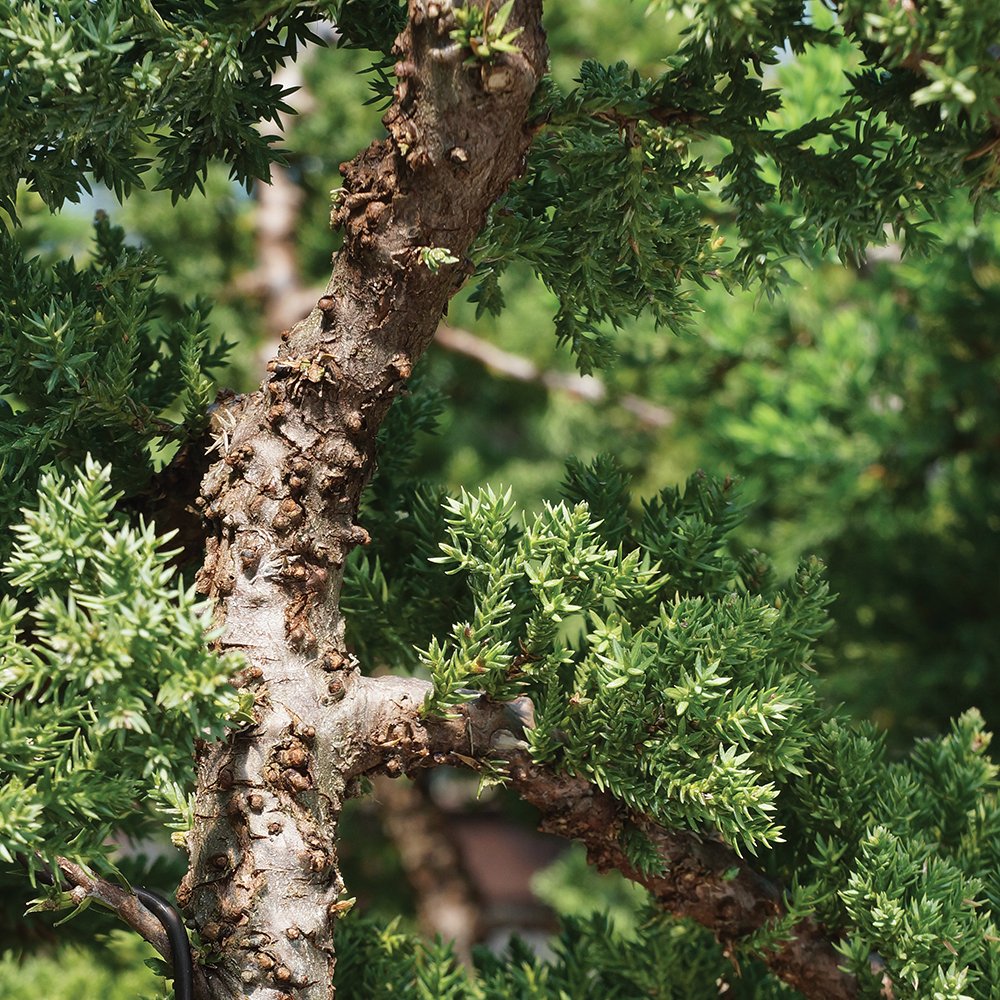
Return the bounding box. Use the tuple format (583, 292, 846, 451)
(180, 4, 857, 1000)
(179, 3, 547, 998)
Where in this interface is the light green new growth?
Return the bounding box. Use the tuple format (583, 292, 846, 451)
(786, 710, 1000, 998)
(451, 0, 524, 64)
(417, 246, 461, 272)
(418, 461, 825, 857)
(0, 458, 242, 883)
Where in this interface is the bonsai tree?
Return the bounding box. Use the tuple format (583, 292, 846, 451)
(2, 2, 999, 998)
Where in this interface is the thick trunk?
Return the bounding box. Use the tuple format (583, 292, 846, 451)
(177, 3, 547, 998)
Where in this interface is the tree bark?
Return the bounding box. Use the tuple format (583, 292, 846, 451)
(178, 3, 547, 998)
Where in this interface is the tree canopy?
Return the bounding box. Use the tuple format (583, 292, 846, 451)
(1, 2, 999, 999)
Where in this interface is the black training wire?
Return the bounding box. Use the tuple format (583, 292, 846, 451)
(21, 858, 194, 1000)
(134, 886, 195, 1000)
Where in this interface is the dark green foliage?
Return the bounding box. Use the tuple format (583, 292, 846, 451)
(0, 459, 242, 883)
(473, 59, 722, 372)
(0, 1, 333, 213)
(0, 215, 229, 565)
(646, 191, 1000, 739)
(335, 0, 407, 56)
(560, 453, 632, 546)
(633, 472, 748, 594)
(334, 909, 793, 999)
(469, 1, 1000, 370)
(333, 0, 408, 107)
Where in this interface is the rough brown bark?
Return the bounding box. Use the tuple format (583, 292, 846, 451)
(177, 3, 547, 998)
(504, 763, 857, 1000)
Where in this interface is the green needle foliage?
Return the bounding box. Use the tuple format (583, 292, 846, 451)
(393, 462, 826, 857)
(0, 214, 231, 567)
(0, 458, 242, 883)
(759, 709, 1000, 998)
(0, 0, 328, 213)
(634, 183, 1000, 740)
(346, 450, 1000, 995)
(0, 931, 163, 1000)
(334, 910, 794, 999)
(342, 374, 474, 670)
(469, 1, 1000, 371)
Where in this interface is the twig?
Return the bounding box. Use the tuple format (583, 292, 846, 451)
(53, 858, 207, 1000)
(434, 325, 674, 428)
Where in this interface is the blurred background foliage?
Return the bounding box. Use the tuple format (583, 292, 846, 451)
(3, 0, 998, 995)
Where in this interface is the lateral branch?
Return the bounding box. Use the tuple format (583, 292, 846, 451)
(344, 674, 858, 1000)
